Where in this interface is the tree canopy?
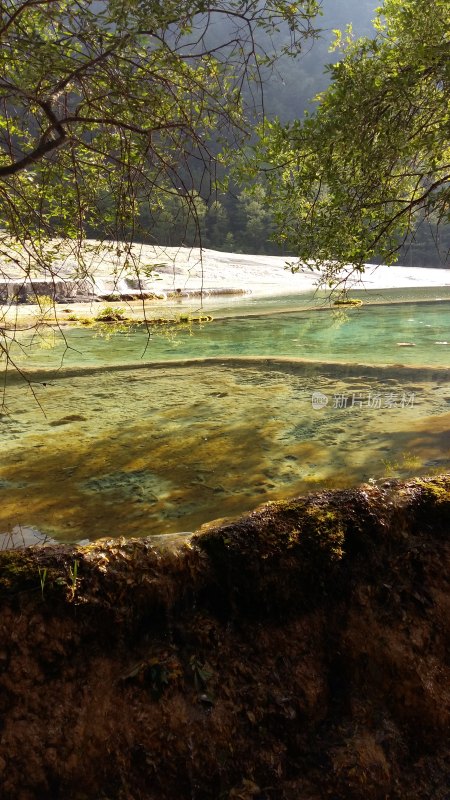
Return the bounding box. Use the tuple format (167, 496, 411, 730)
(248, 0, 450, 282)
(0, 0, 319, 271)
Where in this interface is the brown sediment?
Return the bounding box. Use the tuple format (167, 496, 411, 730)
(1, 363, 449, 542)
(0, 474, 449, 799)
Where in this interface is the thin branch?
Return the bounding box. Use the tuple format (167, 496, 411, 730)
(0, 100, 66, 176)
(0, 0, 60, 37)
(50, 37, 131, 98)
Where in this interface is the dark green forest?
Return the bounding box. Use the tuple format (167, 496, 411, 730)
(86, 0, 449, 268)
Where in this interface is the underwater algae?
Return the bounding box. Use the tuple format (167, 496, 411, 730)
(0, 359, 449, 542)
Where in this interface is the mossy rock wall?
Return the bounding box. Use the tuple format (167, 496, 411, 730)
(0, 475, 449, 799)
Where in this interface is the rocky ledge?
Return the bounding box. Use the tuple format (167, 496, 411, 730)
(0, 475, 449, 799)
(0, 276, 250, 304)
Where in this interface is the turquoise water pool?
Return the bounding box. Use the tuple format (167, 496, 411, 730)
(0, 291, 449, 544)
(7, 296, 450, 373)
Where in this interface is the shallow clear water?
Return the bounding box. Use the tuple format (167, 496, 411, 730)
(138, 285, 450, 318)
(0, 291, 449, 544)
(8, 297, 450, 372)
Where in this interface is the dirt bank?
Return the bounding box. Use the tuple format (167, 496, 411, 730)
(0, 475, 449, 799)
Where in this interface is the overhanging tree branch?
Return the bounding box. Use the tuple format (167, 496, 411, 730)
(0, 100, 66, 176)
(0, 0, 61, 37)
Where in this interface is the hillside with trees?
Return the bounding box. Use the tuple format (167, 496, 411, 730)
(138, 0, 449, 268)
(139, 0, 380, 257)
(247, 0, 450, 273)
(3, 0, 445, 267)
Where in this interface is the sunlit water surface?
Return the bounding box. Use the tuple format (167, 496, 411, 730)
(1, 289, 449, 544)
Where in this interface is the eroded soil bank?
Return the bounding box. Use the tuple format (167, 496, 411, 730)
(0, 476, 449, 800)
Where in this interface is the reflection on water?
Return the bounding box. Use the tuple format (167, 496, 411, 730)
(1, 293, 449, 542)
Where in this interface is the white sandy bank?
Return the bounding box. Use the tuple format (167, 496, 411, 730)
(79, 244, 450, 295)
(54, 243, 450, 295)
(1, 241, 450, 301)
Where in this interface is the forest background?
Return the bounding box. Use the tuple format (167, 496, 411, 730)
(107, 0, 447, 268)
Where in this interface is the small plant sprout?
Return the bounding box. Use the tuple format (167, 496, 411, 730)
(68, 559, 80, 600)
(38, 566, 47, 599)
